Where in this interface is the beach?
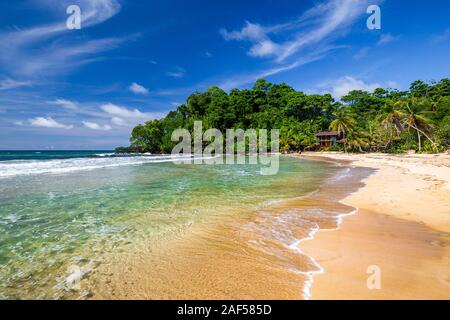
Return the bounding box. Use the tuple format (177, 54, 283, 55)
(1, 153, 350, 299)
(299, 152, 450, 299)
(1, 152, 449, 300)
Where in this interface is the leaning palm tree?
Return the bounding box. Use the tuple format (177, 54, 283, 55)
(279, 134, 293, 153)
(346, 132, 370, 153)
(378, 101, 405, 133)
(397, 98, 437, 152)
(300, 134, 319, 151)
(329, 109, 356, 153)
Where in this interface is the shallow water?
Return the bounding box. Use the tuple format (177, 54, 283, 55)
(0, 154, 338, 299)
(86, 158, 370, 300)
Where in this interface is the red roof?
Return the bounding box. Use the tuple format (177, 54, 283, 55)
(316, 131, 340, 137)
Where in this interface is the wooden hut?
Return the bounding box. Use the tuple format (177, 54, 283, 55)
(316, 131, 345, 149)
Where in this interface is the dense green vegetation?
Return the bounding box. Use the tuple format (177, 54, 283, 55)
(117, 78, 450, 154)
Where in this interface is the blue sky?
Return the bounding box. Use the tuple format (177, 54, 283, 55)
(0, 0, 449, 150)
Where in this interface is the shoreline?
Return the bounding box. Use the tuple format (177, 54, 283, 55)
(87, 158, 369, 300)
(298, 152, 450, 299)
(79, 152, 450, 300)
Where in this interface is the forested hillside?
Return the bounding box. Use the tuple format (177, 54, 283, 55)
(117, 78, 450, 154)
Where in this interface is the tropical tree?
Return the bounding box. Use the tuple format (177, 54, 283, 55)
(397, 98, 437, 152)
(378, 101, 405, 133)
(346, 132, 370, 152)
(329, 109, 356, 152)
(123, 78, 449, 155)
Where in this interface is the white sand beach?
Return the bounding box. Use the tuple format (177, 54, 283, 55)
(300, 152, 450, 299)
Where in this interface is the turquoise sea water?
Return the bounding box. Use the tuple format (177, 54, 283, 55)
(0, 150, 114, 162)
(0, 151, 338, 299)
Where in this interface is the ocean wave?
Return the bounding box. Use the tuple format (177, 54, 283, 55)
(241, 205, 357, 299)
(0, 155, 194, 178)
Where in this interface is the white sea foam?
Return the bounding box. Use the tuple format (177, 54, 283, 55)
(240, 165, 366, 300)
(0, 155, 194, 178)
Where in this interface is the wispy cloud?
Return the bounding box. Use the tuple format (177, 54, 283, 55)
(377, 33, 399, 46)
(29, 116, 74, 129)
(166, 66, 186, 78)
(47, 99, 106, 118)
(353, 47, 370, 60)
(221, 0, 371, 63)
(47, 99, 164, 128)
(100, 103, 164, 127)
(352, 33, 398, 61)
(100, 103, 150, 119)
(322, 76, 381, 100)
(30, 0, 121, 30)
(4, 36, 127, 78)
(0, 78, 32, 90)
(0, 0, 124, 78)
(49, 99, 79, 110)
(218, 49, 333, 91)
(111, 117, 127, 126)
(152, 45, 337, 97)
(129, 82, 150, 95)
(82, 121, 112, 131)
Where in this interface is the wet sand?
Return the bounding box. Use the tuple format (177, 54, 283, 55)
(88, 160, 371, 299)
(300, 152, 450, 299)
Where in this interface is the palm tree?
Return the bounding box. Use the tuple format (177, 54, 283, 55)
(300, 134, 319, 151)
(279, 134, 293, 153)
(346, 132, 370, 152)
(280, 127, 297, 152)
(378, 101, 405, 133)
(397, 98, 437, 152)
(329, 109, 356, 153)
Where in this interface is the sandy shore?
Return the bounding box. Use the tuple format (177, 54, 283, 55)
(87, 153, 450, 300)
(88, 158, 368, 300)
(299, 152, 450, 299)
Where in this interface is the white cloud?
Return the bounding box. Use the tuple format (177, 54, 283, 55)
(11, 37, 126, 77)
(129, 82, 149, 95)
(377, 33, 398, 46)
(248, 40, 280, 58)
(101, 103, 149, 119)
(152, 46, 334, 96)
(353, 47, 370, 60)
(221, 21, 281, 58)
(218, 47, 333, 90)
(82, 121, 112, 131)
(13, 121, 24, 126)
(221, 21, 267, 42)
(49, 99, 79, 110)
(167, 71, 185, 78)
(221, 0, 371, 62)
(75, 0, 121, 27)
(29, 117, 74, 129)
(0, 0, 124, 77)
(47, 99, 109, 119)
(100, 103, 159, 127)
(0, 78, 32, 90)
(327, 76, 381, 100)
(166, 67, 186, 78)
(111, 117, 127, 126)
(352, 33, 397, 61)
